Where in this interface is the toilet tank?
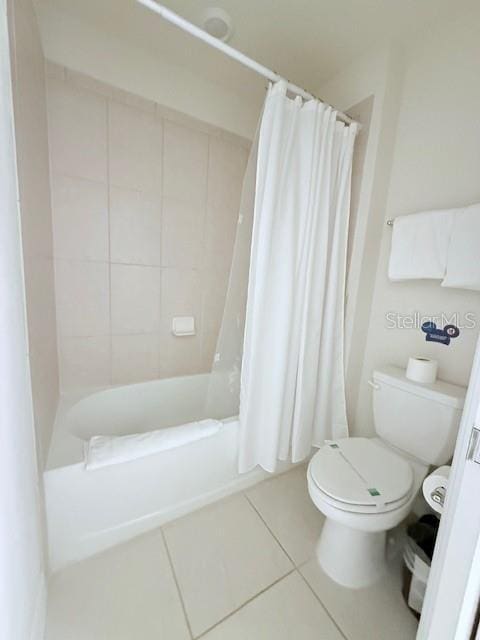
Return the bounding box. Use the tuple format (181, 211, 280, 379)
(372, 365, 466, 465)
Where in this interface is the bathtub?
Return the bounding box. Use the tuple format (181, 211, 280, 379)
(45, 374, 289, 572)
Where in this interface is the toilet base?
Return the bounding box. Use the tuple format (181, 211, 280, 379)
(316, 518, 387, 589)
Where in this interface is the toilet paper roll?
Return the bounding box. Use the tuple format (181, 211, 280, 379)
(406, 357, 438, 384)
(422, 465, 450, 514)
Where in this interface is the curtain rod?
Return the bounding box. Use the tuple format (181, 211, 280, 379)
(136, 0, 359, 127)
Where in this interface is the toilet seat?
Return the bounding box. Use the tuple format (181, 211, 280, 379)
(308, 437, 414, 514)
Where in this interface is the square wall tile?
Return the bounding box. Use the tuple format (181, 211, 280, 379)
(23, 256, 57, 342)
(52, 174, 108, 261)
(204, 205, 239, 272)
(47, 78, 107, 183)
(110, 186, 161, 266)
(29, 334, 59, 468)
(163, 121, 208, 204)
(112, 333, 159, 385)
(45, 60, 65, 81)
(159, 330, 203, 379)
(109, 100, 162, 192)
(163, 494, 292, 636)
(14, 53, 54, 261)
(110, 264, 161, 334)
(59, 336, 110, 392)
(55, 260, 110, 337)
(202, 268, 229, 335)
(201, 328, 218, 372)
(208, 136, 248, 212)
(112, 87, 156, 114)
(158, 104, 218, 136)
(160, 268, 204, 377)
(161, 267, 203, 319)
(162, 197, 205, 268)
(17, 181, 54, 260)
(65, 69, 112, 98)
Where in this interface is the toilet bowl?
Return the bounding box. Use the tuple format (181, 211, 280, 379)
(308, 437, 427, 588)
(307, 365, 466, 589)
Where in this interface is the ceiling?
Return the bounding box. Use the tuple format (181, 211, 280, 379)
(35, 0, 474, 98)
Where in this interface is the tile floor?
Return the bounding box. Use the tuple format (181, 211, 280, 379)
(45, 465, 419, 640)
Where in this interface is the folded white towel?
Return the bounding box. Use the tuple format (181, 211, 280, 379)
(85, 419, 223, 470)
(442, 203, 480, 291)
(388, 209, 456, 281)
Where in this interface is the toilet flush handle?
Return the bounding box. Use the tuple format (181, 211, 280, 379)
(367, 379, 380, 390)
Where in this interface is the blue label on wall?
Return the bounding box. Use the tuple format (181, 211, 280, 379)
(421, 321, 460, 346)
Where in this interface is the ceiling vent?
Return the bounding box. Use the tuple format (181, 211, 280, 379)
(202, 8, 233, 43)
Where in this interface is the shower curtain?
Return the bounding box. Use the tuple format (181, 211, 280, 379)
(204, 130, 259, 421)
(238, 81, 357, 473)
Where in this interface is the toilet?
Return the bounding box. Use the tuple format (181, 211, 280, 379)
(307, 364, 466, 589)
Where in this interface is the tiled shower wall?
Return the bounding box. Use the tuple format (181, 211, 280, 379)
(45, 62, 249, 392)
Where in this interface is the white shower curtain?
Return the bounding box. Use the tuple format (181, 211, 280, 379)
(239, 81, 357, 473)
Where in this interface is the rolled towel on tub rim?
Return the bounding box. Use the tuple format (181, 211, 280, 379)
(85, 418, 223, 470)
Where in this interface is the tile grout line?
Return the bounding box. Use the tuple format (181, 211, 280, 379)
(158, 114, 164, 378)
(160, 528, 195, 640)
(296, 569, 349, 640)
(106, 96, 113, 386)
(159, 491, 298, 639)
(243, 491, 296, 567)
(53, 256, 165, 268)
(194, 568, 297, 640)
(244, 491, 349, 640)
(199, 134, 211, 369)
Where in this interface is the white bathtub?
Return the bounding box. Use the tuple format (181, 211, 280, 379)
(45, 374, 289, 572)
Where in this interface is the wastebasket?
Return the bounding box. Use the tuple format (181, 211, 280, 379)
(402, 514, 440, 617)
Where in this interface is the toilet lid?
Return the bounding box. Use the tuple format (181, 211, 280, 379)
(309, 438, 414, 510)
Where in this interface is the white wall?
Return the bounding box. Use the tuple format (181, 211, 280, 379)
(353, 6, 480, 434)
(34, 2, 261, 139)
(0, 1, 46, 636)
(318, 45, 406, 428)
(9, 0, 59, 467)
